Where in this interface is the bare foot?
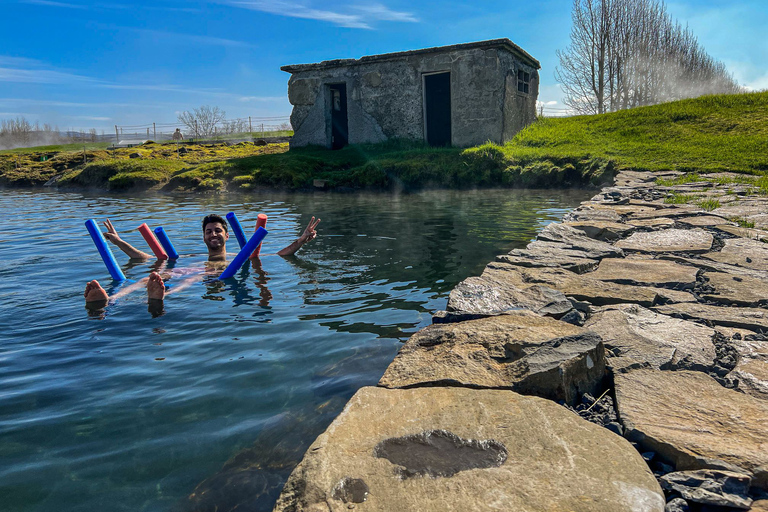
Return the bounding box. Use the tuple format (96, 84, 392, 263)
(147, 272, 166, 300)
(84, 280, 109, 302)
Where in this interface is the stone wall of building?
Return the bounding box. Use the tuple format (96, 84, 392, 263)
(284, 42, 539, 148)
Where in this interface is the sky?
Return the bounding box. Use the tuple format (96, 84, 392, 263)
(0, 0, 765, 133)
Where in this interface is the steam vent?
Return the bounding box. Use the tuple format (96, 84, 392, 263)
(281, 39, 540, 149)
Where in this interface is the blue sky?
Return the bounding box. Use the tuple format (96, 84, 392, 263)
(0, 0, 765, 132)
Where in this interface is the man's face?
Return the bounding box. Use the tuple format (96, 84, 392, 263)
(203, 222, 229, 250)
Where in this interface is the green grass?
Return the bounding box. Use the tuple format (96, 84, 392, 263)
(698, 198, 721, 211)
(503, 91, 768, 175)
(730, 216, 756, 228)
(3, 91, 767, 192)
(0, 142, 112, 155)
(664, 193, 699, 204)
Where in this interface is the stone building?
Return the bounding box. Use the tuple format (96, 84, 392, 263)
(281, 39, 540, 149)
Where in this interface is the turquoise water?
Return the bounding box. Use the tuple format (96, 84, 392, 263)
(0, 188, 590, 511)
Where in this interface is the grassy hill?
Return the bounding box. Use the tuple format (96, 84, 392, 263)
(1, 91, 766, 192)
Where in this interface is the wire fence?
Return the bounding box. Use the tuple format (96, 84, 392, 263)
(113, 115, 292, 145)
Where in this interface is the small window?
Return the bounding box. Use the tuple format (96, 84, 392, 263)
(517, 70, 530, 94)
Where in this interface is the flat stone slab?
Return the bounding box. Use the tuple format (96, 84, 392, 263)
(659, 255, 768, 281)
(445, 275, 573, 319)
(614, 369, 768, 490)
(659, 470, 753, 509)
(728, 358, 768, 401)
(481, 263, 659, 307)
(496, 252, 598, 274)
(615, 228, 713, 253)
(626, 217, 676, 229)
(561, 221, 635, 241)
(536, 223, 625, 258)
(653, 303, 768, 331)
(274, 386, 665, 512)
(714, 224, 768, 242)
(628, 206, 705, 220)
(584, 304, 717, 371)
(526, 239, 624, 260)
(380, 311, 604, 404)
(564, 207, 623, 223)
(702, 237, 768, 271)
(702, 272, 768, 306)
(589, 258, 699, 289)
(676, 215, 731, 227)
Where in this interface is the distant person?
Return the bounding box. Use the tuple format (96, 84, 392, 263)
(172, 128, 184, 141)
(84, 214, 320, 313)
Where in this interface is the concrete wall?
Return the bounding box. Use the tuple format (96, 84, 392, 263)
(285, 46, 539, 148)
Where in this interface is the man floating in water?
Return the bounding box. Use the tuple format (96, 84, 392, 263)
(84, 214, 321, 315)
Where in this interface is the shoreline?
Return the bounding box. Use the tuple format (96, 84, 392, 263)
(271, 168, 768, 511)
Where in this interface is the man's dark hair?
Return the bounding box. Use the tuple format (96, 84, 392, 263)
(202, 214, 228, 233)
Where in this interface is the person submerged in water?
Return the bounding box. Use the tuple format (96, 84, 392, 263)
(84, 214, 321, 313)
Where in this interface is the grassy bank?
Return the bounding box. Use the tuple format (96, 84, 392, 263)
(2, 91, 766, 192)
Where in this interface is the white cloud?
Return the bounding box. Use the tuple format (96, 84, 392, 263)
(238, 96, 285, 102)
(225, 1, 417, 29)
(131, 28, 255, 48)
(22, 0, 87, 9)
(0, 67, 98, 85)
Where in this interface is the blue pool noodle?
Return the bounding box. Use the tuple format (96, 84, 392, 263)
(153, 227, 179, 260)
(218, 227, 268, 280)
(85, 219, 126, 281)
(226, 212, 247, 249)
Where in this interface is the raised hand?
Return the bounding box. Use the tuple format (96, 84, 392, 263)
(300, 216, 321, 243)
(102, 219, 122, 244)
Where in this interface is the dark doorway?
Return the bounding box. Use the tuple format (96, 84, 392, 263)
(329, 84, 348, 150)
(424, 72, 451, 146)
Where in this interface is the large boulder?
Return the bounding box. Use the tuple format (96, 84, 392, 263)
(273, 387, 665, 512)
(614, 369, 768, 490)
(584, 304, 717, 372)
(616, 229, 713, 253)
(379, 311, 605, 405)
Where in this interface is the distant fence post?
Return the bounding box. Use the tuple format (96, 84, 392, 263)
(249, 116, 252, 134)
(115, 125, 119, 144)
(153, 122, 156, 140)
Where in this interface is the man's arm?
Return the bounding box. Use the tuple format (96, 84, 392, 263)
(103, 219, 152, 259)
(277, 216, 320, 257)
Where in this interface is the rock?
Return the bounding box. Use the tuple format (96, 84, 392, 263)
(702, 238, 768, 271)
(527, 239, 623, 260)
(129, 152, 141, 158)
(562, 221, 635, 241)
(616, 229, 713, 253)
(648, 287, 698, 304)
(652, 302, 768, 331)
(536, 223, 625, 258)
(273, 386, 665, 512)
(664, 497, 689, 512)
(713, 224, 768, 242)
(564, 206, 623, 223)
(628, 206, 704, 220)
(379, 311, 605, 405)
(659, 255, 768, 281)
(481, 263, 659, 307)
(728, 358, 768, 401)
(445, 274, 573, 319)
(702, 272, 768, 306)
(627, 217, 677, 229)
(496, 250, 598, 274)
(659, 469, 752, 509)
(614, 369, 768, 490)
(588, 258, 698, 289)
(751, 500, 768, 512)
(676, 215, 730, 227)
(584, 304, 717, 371)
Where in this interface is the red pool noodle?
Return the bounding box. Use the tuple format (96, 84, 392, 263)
(138, 223, 168, 260)
(250, 214, 268, 258)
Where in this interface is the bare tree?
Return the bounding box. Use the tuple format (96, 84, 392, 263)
(556, 0, 742, 114)
(177, 105, 226, 138)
